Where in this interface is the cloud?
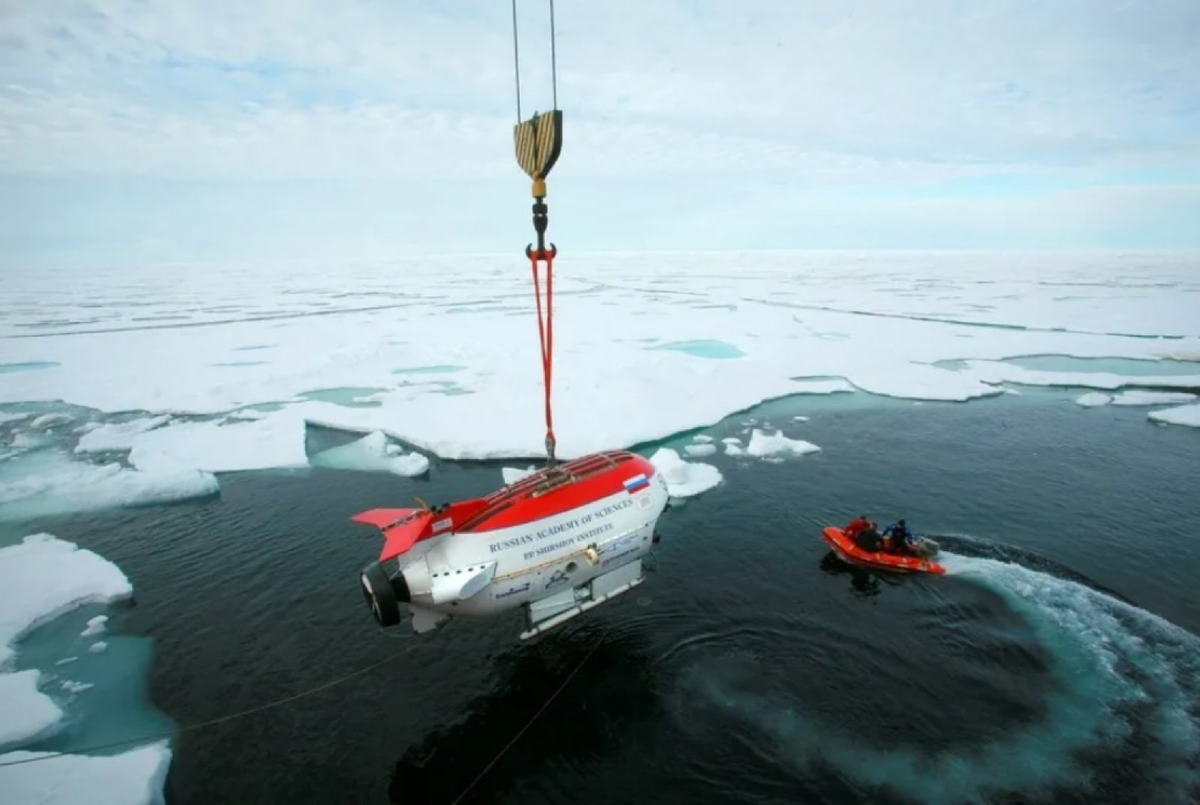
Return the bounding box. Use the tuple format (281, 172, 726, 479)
(0, 0, 1197, 259)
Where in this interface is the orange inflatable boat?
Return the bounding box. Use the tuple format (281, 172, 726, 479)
(821, 526, 946, 575)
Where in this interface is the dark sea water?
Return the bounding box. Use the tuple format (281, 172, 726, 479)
(9, 388, 1200, 805)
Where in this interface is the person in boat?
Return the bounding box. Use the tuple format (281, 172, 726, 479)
(846, 516, 882, 552)
(844, 515, 872, 540)
(883, 519, 913, 554)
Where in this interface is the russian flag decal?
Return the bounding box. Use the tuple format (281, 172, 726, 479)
(623, 473, 650, 494)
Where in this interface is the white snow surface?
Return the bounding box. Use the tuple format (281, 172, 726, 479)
(309, 431, 430, 476)
(0, 669, 64, 750)
(75, 416, 170, 453)
(1148, 404, 1200, 429)
(0, 740, 173, 805)
(1, 252, 1198, 461)
(0, 534, 133, 669)
(127, 411, 308, 473)
(649, 448, 722, 498)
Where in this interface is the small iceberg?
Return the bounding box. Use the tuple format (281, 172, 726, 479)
(309, 431, 430, 477)
(649, 448, 722, 498)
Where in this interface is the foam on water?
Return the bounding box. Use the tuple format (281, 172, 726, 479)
(682, 552, 1199, 804)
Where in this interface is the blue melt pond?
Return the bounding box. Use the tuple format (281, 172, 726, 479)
(0, 361, 60, 374)
(647, 340, 745, 359)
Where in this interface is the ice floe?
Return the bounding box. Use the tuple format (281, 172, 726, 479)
(127, 411, 307, 474)
(0, 535, 148, 782)
(75, 416, 170, 453)
(309, 431, 430, 477)
(0, 535, 133, 669)
(744, 429, 822, 459)
(684, 443, 718, 457)
(1112, 390, 1197, 406)
(1074, 392, 1112, 408)
(649, 448, 723, 498)
(501, 465, 537, 485)
(80, 616, 108, 638)
(0, 669, 63, 750)
(0, 252, 1198, 464)
(1148, 404, 1200, 429)
(0, 449, 219, 522)
(0, 740, 173, 805)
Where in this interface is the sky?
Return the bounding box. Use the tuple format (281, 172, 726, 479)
(0, 0, 1198, 265)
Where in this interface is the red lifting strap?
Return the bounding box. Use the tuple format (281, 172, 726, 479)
(529, 250, 556, 459)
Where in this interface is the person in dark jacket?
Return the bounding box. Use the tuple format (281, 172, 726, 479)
(883, 519, 913, 554)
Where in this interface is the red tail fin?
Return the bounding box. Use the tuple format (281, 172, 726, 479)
(351, 508, 419, 529)
(351, 507, 429, 561)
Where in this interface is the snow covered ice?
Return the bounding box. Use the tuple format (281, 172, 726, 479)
(0, 251, 1198, 805)
(0, 534, 170, 805)
(1, 251, 1197, 468)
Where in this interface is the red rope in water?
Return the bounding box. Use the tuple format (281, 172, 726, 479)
(530, 251, 556, 461)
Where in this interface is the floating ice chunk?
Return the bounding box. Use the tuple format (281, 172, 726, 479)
(309, 431, 429, 477)
(744, 429, 822, 459)
(1074, 392, 1112, 408)
(724, 442, 745, 456)
(29, 414, 71, 430)
(793, 415, 810, 422)
(649, 448, 722, 498)
(0, 535, 132, 669)
(88, 641, 108, 654)
(501, 466, 537, 485)
(721, 437, 742, 445)
(1148, 404, 1200, 429)
(691, 434, 713, 443)
(0, 669, 64, 750)
(75, 417, 170, 453)
(0, 450, 219, 522)
(55, 657, 77, 666)
(684, 443, 718, 458)
(80, 615, 108, 637)
(1112, 391, 1198, 407)
(0, 740, 173, 805)
(128, 411, 307, 473)
(60, 680, 94, 694)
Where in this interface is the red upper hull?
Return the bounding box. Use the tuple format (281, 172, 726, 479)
(354, 450, 657, 562)
(821, 526, 945, 575)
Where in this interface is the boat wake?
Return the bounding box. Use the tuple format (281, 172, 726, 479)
(676, 540, 1200, 804)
